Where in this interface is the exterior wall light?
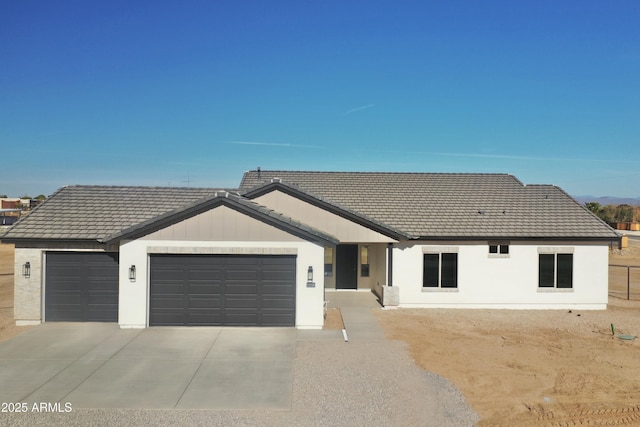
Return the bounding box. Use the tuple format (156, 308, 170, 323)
(129, 265, 136, 282)
(22, 262, 30, 278)
(306, 266, 315, 288)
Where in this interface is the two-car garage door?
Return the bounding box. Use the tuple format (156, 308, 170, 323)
(149, 254, 296, 327)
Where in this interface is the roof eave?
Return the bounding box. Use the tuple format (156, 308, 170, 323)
(411, 235, 621, 242)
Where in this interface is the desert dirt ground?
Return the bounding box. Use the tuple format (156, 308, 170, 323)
(2, 241, 640, 426)
(377, 239, 640, 426)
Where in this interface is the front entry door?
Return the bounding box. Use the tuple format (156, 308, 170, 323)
(336, 244, 358, 289)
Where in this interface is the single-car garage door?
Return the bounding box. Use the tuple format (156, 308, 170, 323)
(149, 254, 296, 327)
(45, 252, 119, 322)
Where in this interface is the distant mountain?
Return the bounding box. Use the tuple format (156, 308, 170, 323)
(573, 195, 640, 206)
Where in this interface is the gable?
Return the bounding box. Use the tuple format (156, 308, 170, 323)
(253, 190, 397, 243)
(140, 205, 306, 242)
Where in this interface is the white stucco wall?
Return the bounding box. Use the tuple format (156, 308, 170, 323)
(392, 241, 609, 309)
(118, 239, 325, 329)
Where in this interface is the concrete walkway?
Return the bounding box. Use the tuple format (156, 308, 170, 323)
(325, 290, 386, 341)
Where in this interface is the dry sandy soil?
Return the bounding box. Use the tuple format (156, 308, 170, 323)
(2, 241, 640, 426)
(377, 239, 640, 426)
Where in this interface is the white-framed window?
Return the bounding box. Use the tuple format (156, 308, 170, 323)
(423, 252, 458, 288)
(538, 252, 573, 289)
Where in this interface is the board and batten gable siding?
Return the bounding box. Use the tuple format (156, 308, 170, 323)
(119, 239, 325, 329)
(392, 241, 608, 309)
(253, 191, 397, 243)
(140, 205, 305, 242)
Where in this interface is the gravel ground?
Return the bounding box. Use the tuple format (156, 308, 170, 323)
(3, 339, 478, 426)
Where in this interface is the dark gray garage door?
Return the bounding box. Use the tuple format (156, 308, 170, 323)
(45, 252, 119, 322)
(149, 254, 296, 327)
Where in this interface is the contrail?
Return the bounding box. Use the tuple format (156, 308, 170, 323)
(343, 104, 375, 116)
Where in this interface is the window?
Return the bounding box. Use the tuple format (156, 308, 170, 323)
(539, 253, 573, 288)
(489, 244, 509, 254)
(360, 245, 369, 277)
(489, 242, 509, 257)
(324, 247, 333, 277)
(423, 253, 458, 288)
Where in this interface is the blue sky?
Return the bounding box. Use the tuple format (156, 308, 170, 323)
(1, 1, 639, 198)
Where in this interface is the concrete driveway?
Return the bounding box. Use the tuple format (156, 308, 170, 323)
(0, 323, 296, 409)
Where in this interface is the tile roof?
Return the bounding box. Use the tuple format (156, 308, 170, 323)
(1, 186, 226, 241)
(240, 170, 619, 239)
(1, 171, 620, 242)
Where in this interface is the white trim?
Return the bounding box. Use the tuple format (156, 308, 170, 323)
(146, 246, 298, 255)
(538, 247, 574, 254)
(422, 246, 459, 253)
(537, 288, 574, 293)
(422, 287, 459, 293)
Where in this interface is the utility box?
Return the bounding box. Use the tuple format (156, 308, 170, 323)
(620, 235, 629, 249)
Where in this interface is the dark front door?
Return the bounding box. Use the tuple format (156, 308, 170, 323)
(336, 244, 358, 290)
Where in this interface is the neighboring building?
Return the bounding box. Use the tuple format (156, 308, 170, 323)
(1, 171, 620, 329)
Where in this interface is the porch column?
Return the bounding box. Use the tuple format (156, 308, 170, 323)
(382, 243, 399, 307)
(387, 243, 393, 286)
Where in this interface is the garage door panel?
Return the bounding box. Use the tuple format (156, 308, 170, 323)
(261, 314, 295, 327)
(149, 254, 296, 327)
(262, 298, 295, 309)
(225, 270, 258, 281)
(224, 312, 259, 326)
(188, 270, 223, 281)
(46, 252, 119, 322)
(225, 283, 259, 294)
(189, 284, 223, 295)
(150, 311, 185, 326)
(188, 297, 221, 309)
(224, 297, 259, 309)
(262, 283, 295, 294)
(151, 296, 185, 308)
(154, 270, 184, 281)
(186, 310, 222, 326)
(152, 283, 185, 294)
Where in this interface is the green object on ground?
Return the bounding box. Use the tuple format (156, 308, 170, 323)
(611, 323, 636, 340)
(618, 334, 636, 340)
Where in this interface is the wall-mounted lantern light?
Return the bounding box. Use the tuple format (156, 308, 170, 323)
(306, 266, 315, 287)
(22, 262, 30, 278)
(129, 265, 136, 282)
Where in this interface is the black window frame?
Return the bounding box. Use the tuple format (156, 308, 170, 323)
(538, 253, 573, 289)
(423, 252, 458, 289)
(489, 243, 509, 255)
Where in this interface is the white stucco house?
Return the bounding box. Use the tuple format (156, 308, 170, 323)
(1, 170, 620, 329)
